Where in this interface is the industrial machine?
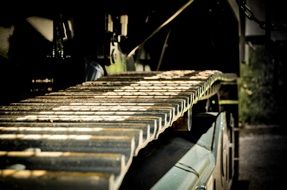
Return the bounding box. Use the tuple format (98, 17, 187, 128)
(0, 0, 239, 189)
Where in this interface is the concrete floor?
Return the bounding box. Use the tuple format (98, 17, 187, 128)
(233, 125, 287, 190)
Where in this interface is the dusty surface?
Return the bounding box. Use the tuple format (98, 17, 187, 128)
(233, 125, 287, 190)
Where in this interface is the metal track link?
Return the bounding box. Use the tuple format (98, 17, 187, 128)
(0, 70, 235, 190)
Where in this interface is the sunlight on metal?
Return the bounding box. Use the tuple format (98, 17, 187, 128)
(16, 115, 131, 121)
(53, 106, 149, 111)
(0, 127, 104, 132)
(1, 170, 47, 177)
(0, 134, 132, 141)
(0, 134, 93, 140)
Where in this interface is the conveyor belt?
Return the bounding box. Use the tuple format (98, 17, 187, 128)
(0, 70, 236, 190)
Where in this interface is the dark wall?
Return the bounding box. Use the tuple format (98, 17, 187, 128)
(152, 0, 239, 74)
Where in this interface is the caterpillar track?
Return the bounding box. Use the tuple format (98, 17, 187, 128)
(0, 70, 237, 190)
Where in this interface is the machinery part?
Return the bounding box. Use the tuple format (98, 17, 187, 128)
(0, 70, 236, 190)
(151, 112, 232, 190)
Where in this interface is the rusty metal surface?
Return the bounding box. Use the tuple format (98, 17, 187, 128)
(0, 70, 234, 190)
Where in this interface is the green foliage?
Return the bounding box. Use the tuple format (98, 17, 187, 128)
(239, 45, 278, 124)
